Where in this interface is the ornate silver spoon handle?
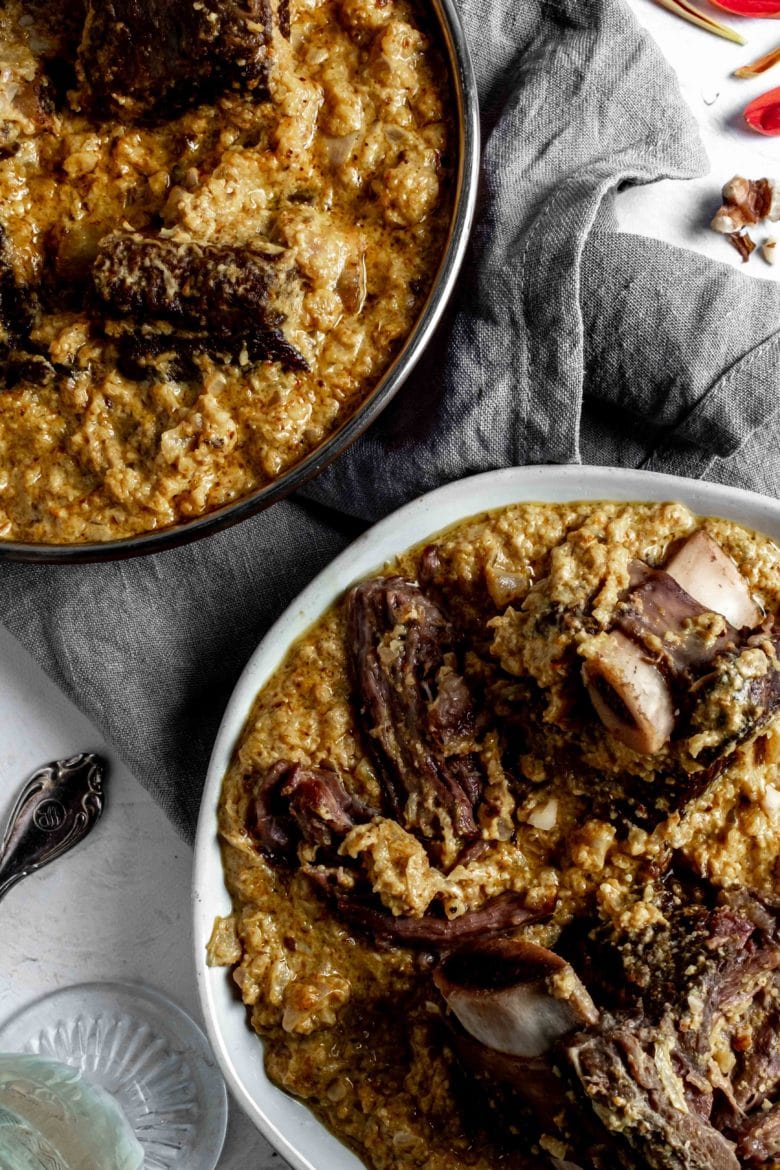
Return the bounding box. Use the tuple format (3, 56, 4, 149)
(0, 753, 106, 904)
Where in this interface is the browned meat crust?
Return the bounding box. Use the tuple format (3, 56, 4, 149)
(76, 0, 274, 120)
(0, 228, 33, 351)
(92, 233, 308, 372)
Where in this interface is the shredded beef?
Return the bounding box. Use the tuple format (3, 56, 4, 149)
(736, 1103, 780, 1164)
(562, 888, 780, 1167)
(347, 577, 484, 840)
(324, 888, 551, 952)
(246, 761, 374, 862)
(441, 872, 780, 1170)
(731, 999, 780, 1113)
(686, 629, 780, 771)
(0, 228, 35, 351)
(568, 1025, 741, 1170)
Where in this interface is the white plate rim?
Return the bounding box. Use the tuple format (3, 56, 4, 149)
(193, 463, 780, 1170)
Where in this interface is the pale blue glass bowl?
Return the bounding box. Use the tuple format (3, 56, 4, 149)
(0, 982, 227, 1170)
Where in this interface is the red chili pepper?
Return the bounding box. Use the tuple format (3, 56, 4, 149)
(711, 0, 780, 13)
(745, 86, 780, 134)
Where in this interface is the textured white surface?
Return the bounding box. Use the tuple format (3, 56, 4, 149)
(624, 0, 780, 277)
(0, 621, 274, 1169)
(0, 8, 777, 1168)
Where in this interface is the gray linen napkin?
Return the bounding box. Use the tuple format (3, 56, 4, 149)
(3, 0, 780, 840)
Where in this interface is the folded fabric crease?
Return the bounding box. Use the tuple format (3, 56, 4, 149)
(1, 0, 777, 838)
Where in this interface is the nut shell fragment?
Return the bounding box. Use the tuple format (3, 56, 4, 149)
(727, 232, 756, 263)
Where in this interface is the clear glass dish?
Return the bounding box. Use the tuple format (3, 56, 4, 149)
(0, 982, 227, 1170)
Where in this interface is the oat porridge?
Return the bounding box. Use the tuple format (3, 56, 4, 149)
(212, 500, 780, 1170)
(0, 0, 453, 542)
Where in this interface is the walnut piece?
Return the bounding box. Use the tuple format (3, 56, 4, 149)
(711, 176, 778, 235)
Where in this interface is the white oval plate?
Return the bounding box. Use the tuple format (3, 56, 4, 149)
(193, 464, 780, 1170)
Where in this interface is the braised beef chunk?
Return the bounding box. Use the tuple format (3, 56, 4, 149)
(0, 228, 49, 387)
(77, 0, 274, 120)
(3, 353, 56, 388)
(616, 563, 737, 674)
(247, 760, 297, 861)
(94, 233, 281, 332)
(93, 234, 308, 373)
(435, 871, 780, 1170)
(115, 333, 201, 383)
(563, 888, 780, 1169)
(686, 629, 780, 770)
(732, 999, 780, 1113)
(573, 878, 780, 1036)
(347, 577, 484, 841)
(246, 761, 373, 862)
(589, 885, 768, 1020)
(281, 764, 376, 849)
(568, 1025, 741, 1170)
(115, 328, 307, 382)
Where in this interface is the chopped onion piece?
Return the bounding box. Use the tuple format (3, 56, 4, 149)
(761, 785, 780, 813)
(324, 132, 359, 167)
(527, 798, 558, 831)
